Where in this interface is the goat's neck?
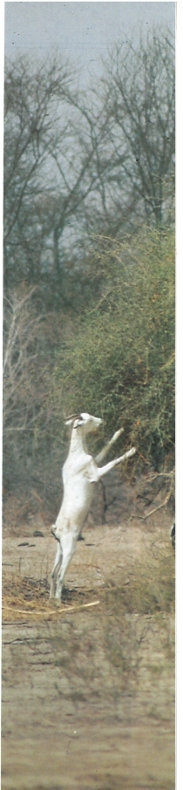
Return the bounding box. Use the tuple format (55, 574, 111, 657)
(69, 430, 88, 456)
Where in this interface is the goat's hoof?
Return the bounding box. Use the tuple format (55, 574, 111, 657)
(114, 428, 124, 441)
(49, 591, 57, 603)
(129, 447, 136, 457)
(49, 596, 60, 607)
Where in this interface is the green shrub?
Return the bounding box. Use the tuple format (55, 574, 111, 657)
(52, 226, 175, 468)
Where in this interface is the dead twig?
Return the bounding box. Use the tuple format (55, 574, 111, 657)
(130, 468, 174, 521)
(2, 600, 100, 617)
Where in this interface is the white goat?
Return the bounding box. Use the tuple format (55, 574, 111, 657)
(50, 412, 136, 600)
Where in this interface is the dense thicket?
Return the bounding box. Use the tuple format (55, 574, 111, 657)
(52, 227, 175, 470)
(3, 31, 175, 498)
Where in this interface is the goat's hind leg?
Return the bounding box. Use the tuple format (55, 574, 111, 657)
(50, 542, 62, 599)
(55, 531, 77, 601)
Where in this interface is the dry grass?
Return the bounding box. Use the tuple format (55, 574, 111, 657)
(2, 523, 175, 790)
(2, 541, 175, 698)
(104, 548, 175, 615)
(2, 575, 101, 622)
(2, 533, 175, 623)
(2, 520, 175, 703)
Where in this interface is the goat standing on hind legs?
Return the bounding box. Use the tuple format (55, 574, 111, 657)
(50, 412, 136, 601)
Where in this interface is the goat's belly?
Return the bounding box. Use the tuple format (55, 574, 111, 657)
(63, 480, 94, 522)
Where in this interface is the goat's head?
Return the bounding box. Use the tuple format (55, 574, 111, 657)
(65, 412, 102, 434)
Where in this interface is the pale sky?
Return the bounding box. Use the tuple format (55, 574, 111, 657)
(5, 2, 175, 82)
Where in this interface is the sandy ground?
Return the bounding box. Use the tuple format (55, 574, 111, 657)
(2, 511, 175, 790)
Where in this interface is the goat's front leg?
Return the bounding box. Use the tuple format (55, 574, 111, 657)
(55, 531, 78, 601)
(95, 427, 124, 464)
(97, 447, 136, 479)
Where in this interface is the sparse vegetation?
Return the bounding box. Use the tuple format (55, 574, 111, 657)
(2, 531, 175, 724)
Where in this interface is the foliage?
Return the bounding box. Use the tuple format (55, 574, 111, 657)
(53, 226, 175, 468)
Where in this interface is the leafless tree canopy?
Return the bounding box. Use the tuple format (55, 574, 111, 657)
(4, 33, 174, 297)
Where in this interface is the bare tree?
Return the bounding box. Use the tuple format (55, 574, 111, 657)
(84, 32, 175, 235)
(4, 56, 98, 298)
(4, 57, 65, 288)
(4, 34, 175, 305)
(3, 285, 72, 493)
(3, 288, 42, 439)
(3, 286, 53, 494)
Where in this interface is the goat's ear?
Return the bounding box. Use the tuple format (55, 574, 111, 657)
(64, 417, 74, 427)
(73, 418, 84, 429)
(64, 417, 75, 428)
(64, 414, 82, 427)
